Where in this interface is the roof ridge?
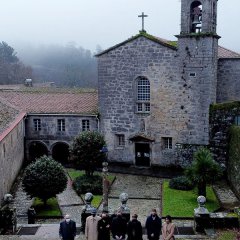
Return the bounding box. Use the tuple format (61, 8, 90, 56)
(95, 31, 177, 57)
(218, 45, 240, 56)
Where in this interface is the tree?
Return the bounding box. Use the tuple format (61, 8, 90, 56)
(70, 131, 106, 176)
(22, 156, 68, 206)
(0, 41, 33, 84)
(185, 147, 222, 197)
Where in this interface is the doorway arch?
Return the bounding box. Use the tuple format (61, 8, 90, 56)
(52, 142, 70, 164)
(29, 141, 48, 162)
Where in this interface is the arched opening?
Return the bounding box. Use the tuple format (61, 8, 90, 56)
(190, 1, 202, 33)
(52, 142, 70, 165)
(29, 142, 48, 162)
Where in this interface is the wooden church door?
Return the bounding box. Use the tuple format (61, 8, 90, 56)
(135, 143, 150, 167)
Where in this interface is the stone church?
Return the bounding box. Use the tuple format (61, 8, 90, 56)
(96, 0, 240, 167)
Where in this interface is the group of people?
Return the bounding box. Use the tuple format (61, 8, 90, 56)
(59, 208, 175, 240)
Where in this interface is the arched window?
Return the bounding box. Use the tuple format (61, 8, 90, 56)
(190, 1, 202, 33)
(136, 76, 150, 113)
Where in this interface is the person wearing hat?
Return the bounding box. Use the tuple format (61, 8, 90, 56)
(127, 213, 143, 240)
(59, 214, 76, 240)
(145, 209, 162, 240)
(85, 208, 101, 240)
(111, 210, 127, 240)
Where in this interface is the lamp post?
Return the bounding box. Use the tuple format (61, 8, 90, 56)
(101, 146, 109, 213)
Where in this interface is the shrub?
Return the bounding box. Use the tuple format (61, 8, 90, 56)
(169, 176, 195, 190)
(22, 156, 68, 205)
(70, 131, 106, 176)
(73, 174, 102, 195)
(185, 147, 222, 196)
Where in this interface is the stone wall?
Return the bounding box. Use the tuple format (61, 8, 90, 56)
(217, 59, 240, 103)
(98, 35, 215, 167)
(0, 114, 25, 204)
(209, 102, 240, 197)
(25, 114, 98, 160)
(228, 126, 240, 199)
(209, 102, 240, 167)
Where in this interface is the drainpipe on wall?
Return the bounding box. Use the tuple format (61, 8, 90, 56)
(96, 114, 100, 132)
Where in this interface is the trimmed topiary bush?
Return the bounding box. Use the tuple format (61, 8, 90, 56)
(22, 156, 68, 205)
(73, 175, 102, 195)
(169, 176, 195, 190)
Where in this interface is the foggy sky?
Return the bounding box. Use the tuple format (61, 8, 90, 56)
(0, 0, 239, 53)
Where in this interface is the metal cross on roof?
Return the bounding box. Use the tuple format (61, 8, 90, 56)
(138, 12, 148, 32)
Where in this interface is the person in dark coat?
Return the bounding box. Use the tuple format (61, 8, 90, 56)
(111, 210, 127, 240)
(145, 209, 162, 240)
(97, 212, 111, 240)
(27, 207, 36, 224)
(59, 214, 77, 240)
(127, 213, 143, 240)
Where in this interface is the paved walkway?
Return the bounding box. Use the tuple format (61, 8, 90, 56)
(213, 180, 240, 209)
(56, 176, 84, 223)
(107, 173, 163, 225)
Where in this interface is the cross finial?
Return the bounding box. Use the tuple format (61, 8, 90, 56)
(138, 12, 148, 32)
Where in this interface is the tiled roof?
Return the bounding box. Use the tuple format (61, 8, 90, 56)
(96, 31, 240, 59)
(0, 100, 20, 135)
(0, 89, 98, 114)
(218, 46, 240, 59)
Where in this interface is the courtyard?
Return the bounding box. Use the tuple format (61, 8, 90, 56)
(3, 166, 238, 239)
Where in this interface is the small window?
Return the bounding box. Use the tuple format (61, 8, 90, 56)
(189, 72, 196, 77)
(82, 120, 90, 131)
(116, 134, 125, 147)
(58, 119, 65, 131)
(33, 119, 41, 131)
(234, 116, 240, 126)
(162, 137, 172, 149)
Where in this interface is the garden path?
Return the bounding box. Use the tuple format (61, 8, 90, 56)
(106, 173, 163, 225)
(213, 180, 240, 209)
(10, 176, 34, 224)
(56, 176, 84, 223)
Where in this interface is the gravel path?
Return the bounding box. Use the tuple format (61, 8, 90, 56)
(10, 177, 34, 224)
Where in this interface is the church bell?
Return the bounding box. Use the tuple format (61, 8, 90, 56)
(192, 15, 201, 25)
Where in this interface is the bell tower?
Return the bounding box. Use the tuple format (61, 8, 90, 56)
(180, 0, 217, 34)
(176, 0, 220, 145)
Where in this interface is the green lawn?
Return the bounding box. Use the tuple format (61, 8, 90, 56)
(81, 194, 103, 208)
(67, 168, 115, 208)
(217, 230, 236, 240)
(67, 169, 85, 180)
(67, 168, 115, 182)
(32, 197, 62, 217)
(162, 181, 220, 217)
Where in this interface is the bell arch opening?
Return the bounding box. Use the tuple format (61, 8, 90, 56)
(190, 1, 202, 33)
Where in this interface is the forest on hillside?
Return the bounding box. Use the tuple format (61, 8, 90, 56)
(0, 41, 33, 85)
(0, 41, 101, 88)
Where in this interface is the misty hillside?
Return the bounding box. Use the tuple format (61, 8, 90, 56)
(0, 41, 33, 85)
(15, 42, 100, 88)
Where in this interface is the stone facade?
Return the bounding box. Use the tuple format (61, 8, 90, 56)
(96, 0, 234, 167)
(25, 114, 98, 161)
(0, 113, 25, 204)
(217, 59, 240, 103)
